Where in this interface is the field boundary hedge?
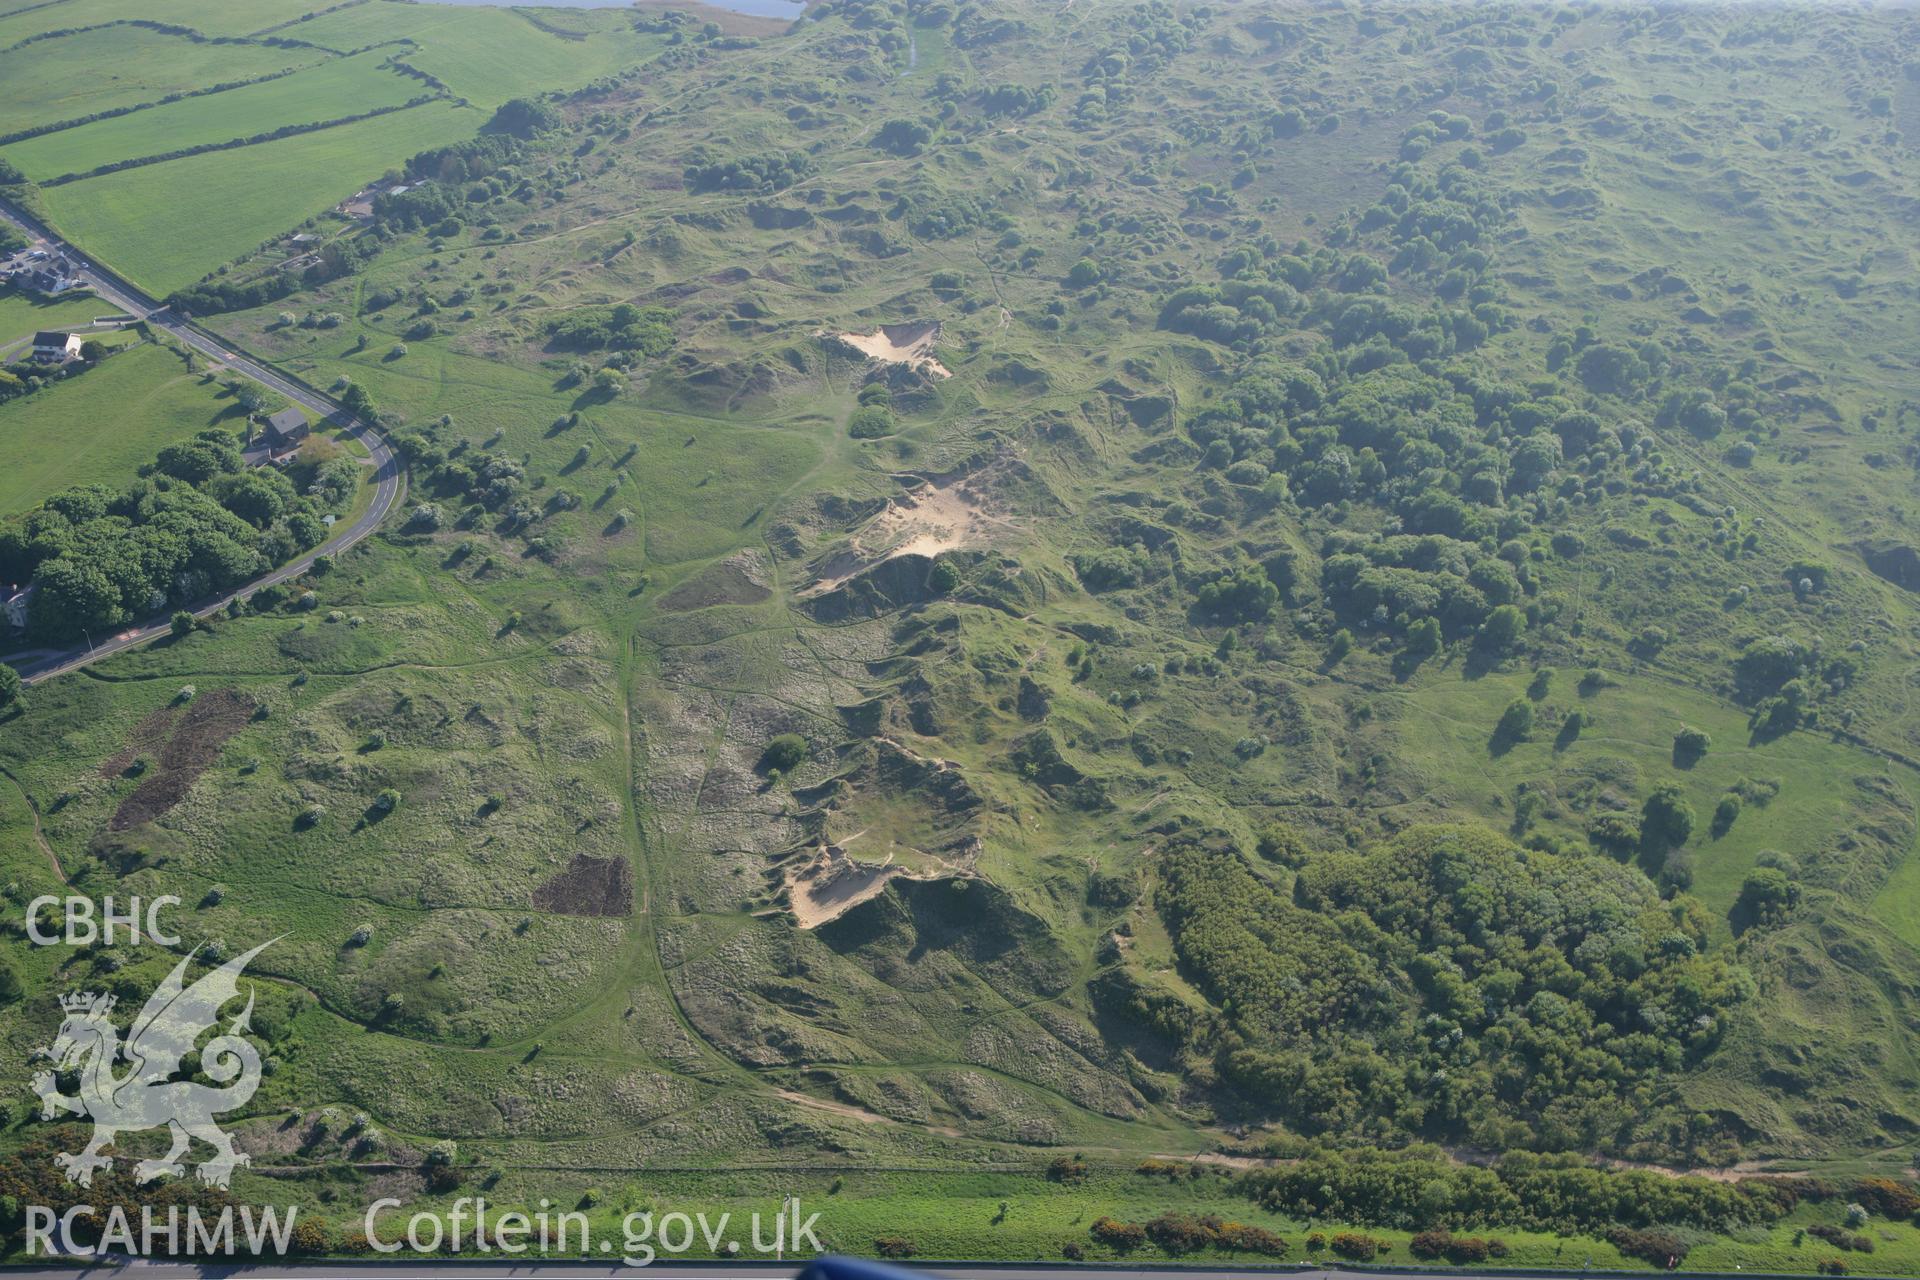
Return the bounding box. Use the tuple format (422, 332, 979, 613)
(1, 17, 333, 56)
(247, 0, 371, 38)
(0, 64, 316, 148)
(36, 95, 448, 187)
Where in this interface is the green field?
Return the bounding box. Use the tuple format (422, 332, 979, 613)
(0, 24, 322, 134)
(1387, 666, 1872, 925)
(1, 50, 428, 182)
(398, 8, 660, 106)
(0, 289, 114, 358)
(285, 333, 831, 565)
(337, 1165, 1920, 1275)
(5, 4, 671, 296)
(259, 0, 518, 50)
(273, 1, 659, 105)
(34, 100, 484, 294)
(0, 0, 330, 45)
(0, 341, 242, 515)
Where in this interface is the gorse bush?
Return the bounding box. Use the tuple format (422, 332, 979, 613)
(545, 304, 674, 356)
(848, 404, 895, 438)
(761, 733, 806, 773)
(682, 147, 814, 193)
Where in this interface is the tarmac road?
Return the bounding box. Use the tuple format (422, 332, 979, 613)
(0, 196, 404, 685)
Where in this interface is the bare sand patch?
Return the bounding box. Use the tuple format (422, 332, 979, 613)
(774, 1088, 889, 1125)
(782, 827, 977, 930)
(1149, 1152, 1281, 1170)
(805, 473, 1013, 595)
(774, 1086, 962, 1137)
(819, 321, 952, 379)
(783, 843, 904, 928)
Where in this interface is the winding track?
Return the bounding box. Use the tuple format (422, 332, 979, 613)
(0, 195, 404, 685)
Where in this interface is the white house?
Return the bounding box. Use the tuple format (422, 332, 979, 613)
(3, 583, 33, 631)
(31, 330, 82, 362)
(21, 269, 74, 296)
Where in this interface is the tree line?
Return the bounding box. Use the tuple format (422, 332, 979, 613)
(0, 416, 353, 642)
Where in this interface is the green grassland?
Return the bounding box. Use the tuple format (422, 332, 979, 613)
(0, 340, 237, 516)
(0, 24, 323, 133)
(349, 1166, 1646, 1269)
(4, 3, 672, 296)
(33, 101, 485, 294)
(0, 289, 114, 357)
(0, 587, 634, 1047)
(265, 0, 665, 105)
(276, 334, 833, 565)
(1, 51, 429, 183)
(362, 1166, 1920, 1275)
(0, 0, 329, 45)
(267, 0, 565, 52)
(374, 7, 661, 107)
(5, 0, 1920, 1270)
(1380, 666, 1872, 923)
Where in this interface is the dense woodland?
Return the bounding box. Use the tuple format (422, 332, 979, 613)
(0, 366, 353, 640)
(1156, 825, 1747, 1155)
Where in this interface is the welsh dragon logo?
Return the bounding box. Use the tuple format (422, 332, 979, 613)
(30, 940, 274, 1189)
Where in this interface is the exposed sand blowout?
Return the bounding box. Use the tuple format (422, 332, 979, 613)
(805, 474, 1013, 595)
(783, 843, 904, 928)
(820, 321, 952, 379)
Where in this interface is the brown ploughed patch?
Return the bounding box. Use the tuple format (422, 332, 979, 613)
(110, 689, 255, 830)
(100, 704, 179, 778)
(532, 854, 634, 917)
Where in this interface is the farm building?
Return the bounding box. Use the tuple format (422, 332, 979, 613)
(260, 405, 310, 453)
(10, 253, 80, 297)
(19, 268, 76, 295)
(0, 247, 77, 298)
(31, 331, 81, 363)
